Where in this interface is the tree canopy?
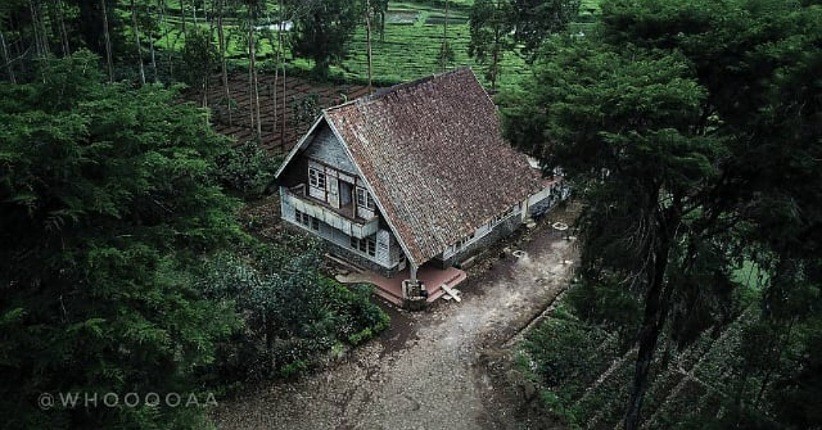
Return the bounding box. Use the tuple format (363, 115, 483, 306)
(287, 0, 363, 78)
(502, 0, 821, 427)
(0, 50, 243, 428)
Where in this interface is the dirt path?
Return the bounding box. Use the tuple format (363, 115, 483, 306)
(214, 222, 579, 430)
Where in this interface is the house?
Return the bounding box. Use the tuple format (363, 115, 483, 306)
(275, 68, 566, 307)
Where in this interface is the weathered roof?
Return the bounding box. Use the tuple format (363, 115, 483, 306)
(324, 68, 543, 265)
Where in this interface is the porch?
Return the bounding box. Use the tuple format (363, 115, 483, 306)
(335, 262, 468, 307)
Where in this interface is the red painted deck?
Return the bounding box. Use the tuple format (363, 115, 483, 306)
(364, 265, 468, 306)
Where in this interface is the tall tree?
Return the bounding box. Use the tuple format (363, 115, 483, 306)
(0, 50, 242, 428)
(216, 0, 232, 124)
(99, 0, 113, 81)
(129, 0, 146, 85)
(468, 0, 514, 90)
(364, 0, 373, 89)
(180, 27, 217, 107)
(437, 0, 455, 72)
(246, 0, 261, 138)
(372, 0, 388, 42)
(510, 0, 580, 58)
(502, 0, 820, 427)
(288, 0, 362, 78)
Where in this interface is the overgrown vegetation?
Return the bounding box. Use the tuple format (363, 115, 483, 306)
(505, 0, 821, 428)
(0, 51, 388, 429)
(200, 235, 389, 383)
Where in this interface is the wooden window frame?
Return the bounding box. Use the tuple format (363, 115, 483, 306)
(308, 167, 326, 189)
(355, 187, 376, 211)
(295, 210, 319, 231)
(350, 236, 376, 257)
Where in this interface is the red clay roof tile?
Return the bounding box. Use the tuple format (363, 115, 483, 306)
(324, 68, 543, 264)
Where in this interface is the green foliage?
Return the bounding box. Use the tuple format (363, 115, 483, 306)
(178, 26, 219, 90)
(468, 0, 515, 89)
(291, 92, 321, 128)
(521, 305, 622, 427)
(566, 278, 642, 346)
(215, 140, 281, 199)
(199, 236, 389, 382)
(505, 0, 820, 426)
(287, 0, 364, 77)
(436, 40, 456, 71)
(0, 51, 243, 429)
(510, 0, 581, 56)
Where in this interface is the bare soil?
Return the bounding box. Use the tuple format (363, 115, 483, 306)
(213, 205, 581, 430)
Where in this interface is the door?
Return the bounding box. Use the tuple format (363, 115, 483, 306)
(326, 175, 340, 208)
(339, 180, 353, 210)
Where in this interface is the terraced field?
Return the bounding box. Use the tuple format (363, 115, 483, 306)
(152, 0, 600, 89)
(521, 305, 761, 428)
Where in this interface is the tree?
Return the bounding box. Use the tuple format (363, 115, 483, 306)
(437, 0, 454, 72)
(364, 0, 373, 89)
(0, 51, 243, 428)
(502, 0, 820, 427)
(371, 0, 389, 42)
(246, 0, 262, 138)
(199, 238, 389, 381)
(288, 0, 362, 78)
(216, 0, 233, 124)
(179, 26, 218, 107)
(100, 0, 114, 81)
(468, 0, 514, 90)
(510, 0, 580, 58)
(129, 0, 146, 84)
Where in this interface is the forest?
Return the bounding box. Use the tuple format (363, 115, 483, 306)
(0, 0, 820, 429)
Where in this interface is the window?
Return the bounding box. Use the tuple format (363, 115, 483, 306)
(309, 167, 326, 189)
(455, 232, 475, 249)
(295, 210, 319, 231)
(355, 187, 376, 210)
(491, 204, 519, 225)
(350, 236, 376, 257)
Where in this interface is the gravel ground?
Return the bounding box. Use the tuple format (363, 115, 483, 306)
(213, 209, 580, 430)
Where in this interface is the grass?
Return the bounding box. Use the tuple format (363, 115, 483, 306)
(147, 0, 600, 90)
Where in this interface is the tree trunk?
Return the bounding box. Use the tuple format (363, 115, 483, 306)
(217, 0, 232, 125)
(365, 0, 373, 91)
(159, 0, 174, 78)
(443, 0, 448, 72)
(101, 0, 114, 82)
(248, 3, 262, 139)
(0, 30, 15, 84)
(149, 4, 158, 82)
(624, 230, 674, 429)
(130, 0, 146, 85)
(279, 0, 286, 146)
(29, 0, 43, 58)
(379, 11, 385, 42)
(491, 30, 499, 90)
(52, 1, 71, 56)
(180, 0, 188, 33)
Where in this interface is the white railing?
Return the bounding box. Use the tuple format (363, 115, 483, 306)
(281, 185, 379, 239)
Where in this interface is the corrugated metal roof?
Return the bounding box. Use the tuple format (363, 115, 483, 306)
(324, 68, 543, 265)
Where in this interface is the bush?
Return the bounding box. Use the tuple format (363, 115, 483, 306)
(216, 140, 282, 199)
(198, 240, 389, 383)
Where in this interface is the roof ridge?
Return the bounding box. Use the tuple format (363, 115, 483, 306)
(324, 67, 473, 113)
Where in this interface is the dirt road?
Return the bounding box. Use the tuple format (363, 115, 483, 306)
(214, 221, 579, 430)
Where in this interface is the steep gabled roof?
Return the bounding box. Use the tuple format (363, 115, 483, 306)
(321, 68, 543, 264)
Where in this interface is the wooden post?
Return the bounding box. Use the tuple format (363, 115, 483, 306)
(404, 262, 426, 310)
(409, 263, 418, 284)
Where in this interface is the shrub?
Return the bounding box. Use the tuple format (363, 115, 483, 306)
(216, 140, 282, 199)
(198, 239, 389, 383)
